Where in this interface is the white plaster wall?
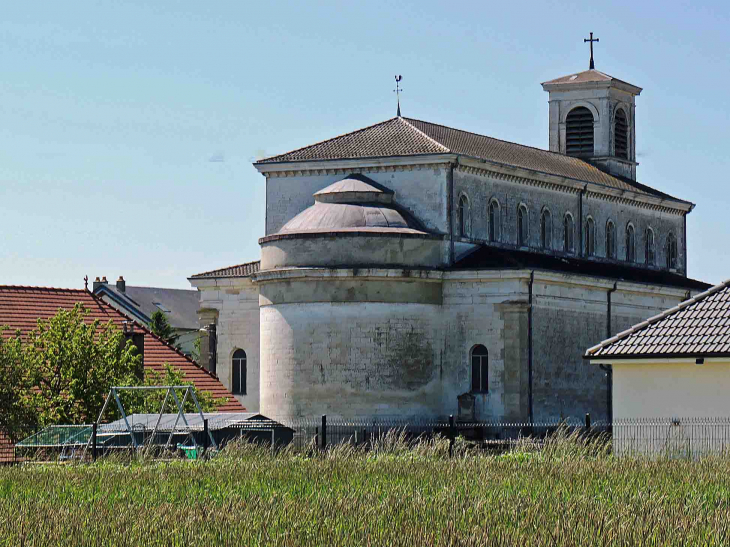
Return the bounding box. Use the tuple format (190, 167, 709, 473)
(613, 360, 730, 419)
(198, 280, 261, 411)
(265, 166, 449, 235)
(259, 301, 445, 420)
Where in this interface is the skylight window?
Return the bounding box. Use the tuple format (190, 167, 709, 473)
(153, 302, 171, 313)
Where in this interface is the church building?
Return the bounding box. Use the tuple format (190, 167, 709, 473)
(189, 64, 708, 423)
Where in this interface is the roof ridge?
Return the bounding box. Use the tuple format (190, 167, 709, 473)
(585, 278, 730, 357)
(256, 117, 402, 164)
(0, 285, 86, 292)
(398, 117, 451, 153)
(190, 259, 261, 279)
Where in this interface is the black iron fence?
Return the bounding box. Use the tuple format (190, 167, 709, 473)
(4, 415, 730, 464)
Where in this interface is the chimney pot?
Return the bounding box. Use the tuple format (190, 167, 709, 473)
(101, 276, 108, 283)
(116, 276, 126, 293)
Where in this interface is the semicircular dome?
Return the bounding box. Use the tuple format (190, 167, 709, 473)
(277, 174, 426, 235)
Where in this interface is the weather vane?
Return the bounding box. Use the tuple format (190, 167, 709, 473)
(584, 32, 599, 70)
(394, 75, 403, 116)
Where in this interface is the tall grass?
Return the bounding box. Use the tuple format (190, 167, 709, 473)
(1, 431, 730, 546)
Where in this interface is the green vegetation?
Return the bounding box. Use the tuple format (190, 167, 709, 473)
(1, 432, 730, 546)
(148, 310, 179, 347)
(0, 306, 222, 441)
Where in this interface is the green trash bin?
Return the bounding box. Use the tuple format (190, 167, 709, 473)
(177, 444, 203, 460)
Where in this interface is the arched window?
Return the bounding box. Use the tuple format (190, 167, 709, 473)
(625, 223, 636, 262)
(563, 213, 575, 253)
(606, 220, 616, 259)
(540, 208, 552, 249)
(458, 195, 469, 238)
(566, 107, 595, 157)
(615, 109, 629, 160)
(585, 217, 595, 256)
(232, 349, 247, 395)
(666, 233, 678, 270)
(488, 199, 500, 242)
(517, 205, 528, 247)
(645, 228, 655, 266)
(471, 345, 488, 392)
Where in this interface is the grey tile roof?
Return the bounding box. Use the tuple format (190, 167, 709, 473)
(542, 69, 628, 86)
(189, 260, 261, 280)
(98, 285, 199, 330)
(586, 279, 730, 359)
(256, 117, 679, 200)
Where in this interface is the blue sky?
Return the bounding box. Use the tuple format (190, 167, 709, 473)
(1, 0, 728, 289)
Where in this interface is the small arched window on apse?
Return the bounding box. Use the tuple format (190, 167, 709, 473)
(517, 204, 528, 247)
(625, 223, 636, 262)
(488, 199, 501, 242)
(566, 106, 595, 157)
(471, 345, 488, 393)
(232, 349, 247, 395)
(615, 108, 629, 160)
(606, 220, 616, 259)
(458, 194, 470, 238)
(645, 228, 655, 266)
(563, 213, 575, 253)
(666, 233, 678, 270)
(540, 208, 552, 249)
(585, 217, 596, 256)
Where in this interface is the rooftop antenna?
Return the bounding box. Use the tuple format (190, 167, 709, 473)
(584, 32, 599, 70)
(393, 75, 403, 116)
(84, 275, 88, 290)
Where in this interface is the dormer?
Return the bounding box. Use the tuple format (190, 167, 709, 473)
(541, 69, 642, 180)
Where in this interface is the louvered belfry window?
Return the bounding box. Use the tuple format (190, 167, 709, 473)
(615, 109, 629, 159)
(566, 107, 595, 157)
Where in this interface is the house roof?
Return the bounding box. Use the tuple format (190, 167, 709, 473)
(94, 284, 198, 330)
(255, 116, 680, 202)
(0, 286, 244, 412)
(585, 279, 730, 360)
(190, 260, 261, 280)
(453, 245, 710, 292)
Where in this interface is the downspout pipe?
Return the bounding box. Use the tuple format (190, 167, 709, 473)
(579, 185, 586, 257)
(528, 270, 534, 423)
(448, 161, 455, 266)
(600, 282, 618, 423)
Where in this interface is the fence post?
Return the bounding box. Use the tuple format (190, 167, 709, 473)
(449, 415, 455, 458)
(585, 413, 591, 436)
(92, 423, 98, 462)
(203, 419, 209, 460)
(321, 415, 327, 450)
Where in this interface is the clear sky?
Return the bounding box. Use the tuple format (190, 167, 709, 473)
(1, 0, 728, 289)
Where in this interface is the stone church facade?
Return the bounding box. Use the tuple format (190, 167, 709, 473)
(189, 68, 708, 423)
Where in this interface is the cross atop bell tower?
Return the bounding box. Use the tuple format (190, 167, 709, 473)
(584, 32, 599, 70)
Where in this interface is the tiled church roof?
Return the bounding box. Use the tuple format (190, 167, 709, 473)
(585, 279, 730, 359)
(0, 286, 244, 412)
(256, 116, 681, 200)
(190, 260, 261, 280)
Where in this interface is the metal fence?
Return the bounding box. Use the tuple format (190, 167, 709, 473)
(4, 415, 730, 463)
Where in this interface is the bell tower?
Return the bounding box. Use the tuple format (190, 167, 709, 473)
(541, 49, 642, 180)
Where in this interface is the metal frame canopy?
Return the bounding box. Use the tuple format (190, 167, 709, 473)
(94, 385, 217, 456)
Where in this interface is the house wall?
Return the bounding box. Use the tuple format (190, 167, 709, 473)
(612, 360, 730, 419)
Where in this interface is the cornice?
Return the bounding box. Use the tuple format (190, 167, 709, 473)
(254, 154, 456, 177)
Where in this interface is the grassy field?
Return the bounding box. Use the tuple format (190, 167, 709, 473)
(1, 433, 730, 546)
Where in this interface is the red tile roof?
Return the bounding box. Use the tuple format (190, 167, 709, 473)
(190, 260, 261, 279)
(0, 286, 244, 412)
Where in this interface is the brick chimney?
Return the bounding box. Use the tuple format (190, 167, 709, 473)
(92, 276, 108, 292)
(116, 276, 126, 293)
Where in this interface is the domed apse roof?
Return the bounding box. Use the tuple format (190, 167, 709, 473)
(275, 174, 429, 235)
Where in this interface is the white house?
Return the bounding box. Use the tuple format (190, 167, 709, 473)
(585, 279, 730, 455)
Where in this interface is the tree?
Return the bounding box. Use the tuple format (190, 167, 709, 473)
(149, 310, 179, 347)
(22, 304, 142, 426)
(0, 331, 37, 441)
